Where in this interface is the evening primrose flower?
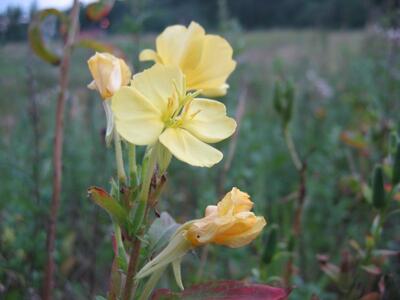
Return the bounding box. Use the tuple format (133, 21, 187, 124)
(139, 21, 236, 97)
(87, 52, 132, 99)
(136, 188, 266, 291)
(111, 64, 236, 167)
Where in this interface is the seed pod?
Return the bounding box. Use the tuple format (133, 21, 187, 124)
(262, 225, 278, 265)
(372, 165, 386, 210)
(392, 143, 400, 186)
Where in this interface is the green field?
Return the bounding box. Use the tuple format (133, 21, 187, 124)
(1, 29, 399, 299)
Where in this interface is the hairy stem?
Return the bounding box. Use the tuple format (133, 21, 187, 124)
(42, 1, 80, 299)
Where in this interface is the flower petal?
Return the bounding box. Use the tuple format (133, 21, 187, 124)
(215, 216, 266, 248)
(111, 86, 164, 145)
(185, 34, 236, 96)
(182, 98, 236, 143)
(159, 127, 223, 167)
(156, 22, 205, 66)
(139, 49, 161, 63)
(131, 65, 184, 115)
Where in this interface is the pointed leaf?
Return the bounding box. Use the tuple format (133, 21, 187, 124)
(87, 186, 129, 228)
(151, 280, 291, 300)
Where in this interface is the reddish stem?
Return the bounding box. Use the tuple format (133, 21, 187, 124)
(42, 2, 80, 299)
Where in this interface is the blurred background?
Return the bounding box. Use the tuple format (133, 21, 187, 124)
(1, 0, 400, 299)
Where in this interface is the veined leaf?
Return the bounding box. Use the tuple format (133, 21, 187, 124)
(147, 212, 180, 254)
(151, 280, 290, 300)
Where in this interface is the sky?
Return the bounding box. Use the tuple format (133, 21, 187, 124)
(0, 0, 97, 13)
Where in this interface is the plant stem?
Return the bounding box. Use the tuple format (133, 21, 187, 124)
(282, 125, 307, 286)
(129, 143, 138, 187)
(42, 2, 79, 299)
(114, 128, 127, 185)
(123, 146, 158, 300)
(123, 237, 142, 300)
(284, 126, 302, 171)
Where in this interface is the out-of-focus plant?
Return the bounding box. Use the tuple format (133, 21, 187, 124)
(271, 79, 309, 286)
(317, 132, 400, 299)
(27, 1, 124, 298)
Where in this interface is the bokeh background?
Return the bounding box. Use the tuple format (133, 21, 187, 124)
(1, 0, 400, 299)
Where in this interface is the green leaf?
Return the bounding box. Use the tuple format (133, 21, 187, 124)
(28, 9, 68, 65)
(87, 186, 129, 229)
(147, 212, 179, 255)
(151, 280, 291, 300)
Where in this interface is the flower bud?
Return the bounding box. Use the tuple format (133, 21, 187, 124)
(87, 52, 131, 99)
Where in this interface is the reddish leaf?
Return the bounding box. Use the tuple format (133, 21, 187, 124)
(360, 292, 380, 300)
(151, 280, 290, 300)
(87, 186, 129, 229)
(86, 0, 115, 22)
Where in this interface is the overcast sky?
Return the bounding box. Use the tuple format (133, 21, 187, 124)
(0, 0, 97, 13)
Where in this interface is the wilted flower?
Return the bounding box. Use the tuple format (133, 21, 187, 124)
(87, 52, 131, 99)
(139, 21, 236, 97)
(136, 188, 266, 290)
(111, 64, 236, 167)
(186, 187, 266, 248)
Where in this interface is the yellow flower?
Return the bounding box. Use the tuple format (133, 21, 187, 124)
(186, 187, 266, 248)
(139, 21, 236, 97)
(136, 188, 265, 292)
(111, 64, 236, 167)
(87, 52, 131, 99)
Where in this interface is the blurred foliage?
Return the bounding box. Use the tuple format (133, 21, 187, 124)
(1, 0, 400, 43)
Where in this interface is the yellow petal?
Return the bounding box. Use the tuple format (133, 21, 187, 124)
(182, 98, 236, 143)
(200, 84, 229, 97)
(159, 127, 222, 167)
(216, 216, 266, 248)
(139, 49, 162, 63)
(156, 22, 205, 66)
(119, 58, 132, 85)
(131, 65, 184, 115)
(185, 34, 236, 95)
(111, 86, 164, 145)
(217, 187, 253, 216)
